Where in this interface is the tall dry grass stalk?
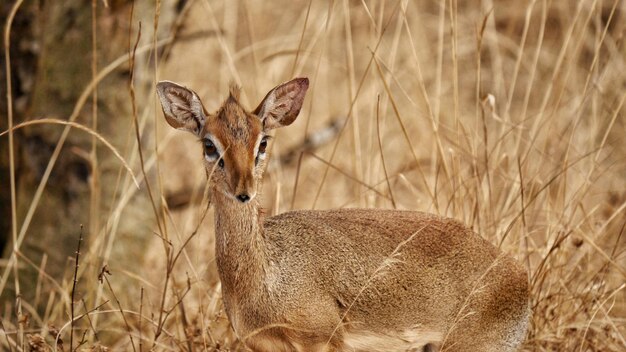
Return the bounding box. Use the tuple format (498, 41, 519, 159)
(2, 0, 625, 351)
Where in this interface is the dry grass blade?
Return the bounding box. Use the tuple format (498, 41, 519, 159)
(81, 299, 99, 344)
(376, 95, 396, 208)
(372, 53, 436, 206)
(290, 0, 312, 78)
(0, 319, 15, 352)
(99, 267, 137, 352)
(290, 152, 305, 210)
(138, 287, 143, 352)
(128, 14, 164, 237)
(3, 1, 25, 349)
(89, 0, 101, 256)
(70, 225, 84, 352)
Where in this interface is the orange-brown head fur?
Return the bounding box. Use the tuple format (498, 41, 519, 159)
(204, 87, 264, 202)
(156, 78, 309, 203)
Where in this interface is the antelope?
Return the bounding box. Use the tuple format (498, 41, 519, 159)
(156, 77, 529, 352)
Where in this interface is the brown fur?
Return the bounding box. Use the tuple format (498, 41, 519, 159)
(156, 78, 530, 351)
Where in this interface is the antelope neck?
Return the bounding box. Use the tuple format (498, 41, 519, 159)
(212, 190, 268, 293)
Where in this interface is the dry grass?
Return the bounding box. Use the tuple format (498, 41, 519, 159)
(2, 0, 626, 351)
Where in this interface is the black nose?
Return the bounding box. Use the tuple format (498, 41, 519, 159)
(236, 193, 250, 203)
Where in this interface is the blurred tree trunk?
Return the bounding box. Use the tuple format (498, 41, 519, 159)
(0, 2, 37, 260)
(1, 0, 177, 302)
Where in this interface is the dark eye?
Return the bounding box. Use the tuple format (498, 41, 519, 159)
(204, 139, 219, 159)
(218, 159, 224, 168)
(255, 137, 269, 165)
(259, 138, 268, 154)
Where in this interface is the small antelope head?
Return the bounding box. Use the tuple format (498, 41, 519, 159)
(156, 78, 309, 203)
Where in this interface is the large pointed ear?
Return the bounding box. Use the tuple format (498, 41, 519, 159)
(253, 77, 309, 130)
(156, 81, 207, 135)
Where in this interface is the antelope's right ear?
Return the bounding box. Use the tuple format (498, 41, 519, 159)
(156, 81, 207, 135)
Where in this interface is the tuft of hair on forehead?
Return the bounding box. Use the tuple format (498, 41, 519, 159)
(228, 83, 241, 101)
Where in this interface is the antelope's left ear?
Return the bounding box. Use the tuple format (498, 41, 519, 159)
(253, 77, 309, 130)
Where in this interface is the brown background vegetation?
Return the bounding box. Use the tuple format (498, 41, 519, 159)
(1, 0, 625, 351)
